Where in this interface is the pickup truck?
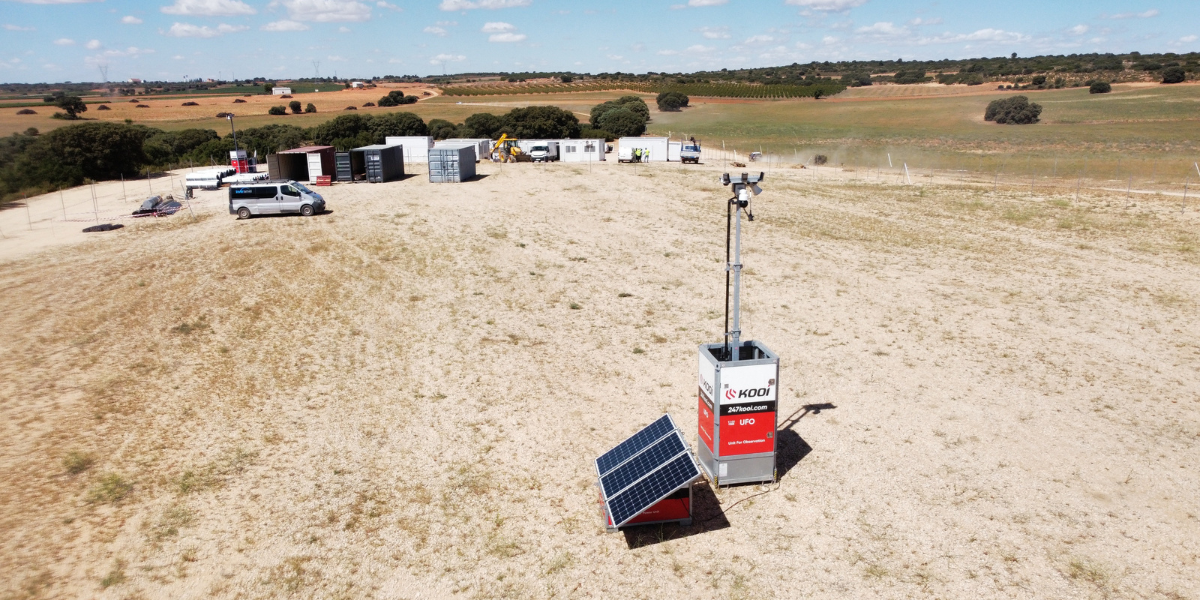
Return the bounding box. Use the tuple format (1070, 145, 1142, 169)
(680, 141, 701, 164)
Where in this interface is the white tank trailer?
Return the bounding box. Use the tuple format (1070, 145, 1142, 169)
(696, 172, 779, 486)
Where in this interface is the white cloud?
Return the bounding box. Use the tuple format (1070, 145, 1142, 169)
(3, 0, 101, 4)
(85, 39, 102, 49)
(165, 22, 248, 37)
(376, 1, 400, 10)
(489, 32, 525, 42)
(685, 44, 713, 53)
(696, 25, 730, 39)
(388, 57, 403, 63)
(121, 15, 144, 24)
(907, 17, 941, 26)
(856, 21, 908, 37)
(162, 0, 256, 16)
(480, 21, 514, 32)
(439, 0, 530, 10)
(1068, 24, 1088, 35)
(261, 19, 310, 31)
(436, 20, 457, 25)
(338, 25, 350, 31)
(53, 38, 75, 45)
(1181, 35, 1197, 42)
(4, 24, 36, 31)
(821, 35, 839, 44)
(430, 53, 465, 64)
(85, 46, 154, 65)
(918, 28, 1028, 45)
(1106, 8, 1159, 19)
(744, 34, 775, 44)
(271, 0, 373, 22)
(785, 0, 867, 12)
(657, 49, 679, 55)
(606, 54, 623, 60)
(424, 26, 447, 35)
(688, 0, 728, 5)
(173, 54, 184, 59)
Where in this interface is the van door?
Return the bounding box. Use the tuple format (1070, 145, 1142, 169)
(256, 185, 280, 214)
(279, 184, 303, 212)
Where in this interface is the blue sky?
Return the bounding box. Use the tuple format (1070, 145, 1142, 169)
(0, 0, 1196, 83)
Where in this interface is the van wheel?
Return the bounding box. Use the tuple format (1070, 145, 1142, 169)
(237, 207, 251, 220)
(300, 204, 314, 217)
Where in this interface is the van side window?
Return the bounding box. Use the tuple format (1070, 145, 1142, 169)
(257, 186, 279, 198)
(282, 185, 300, 197)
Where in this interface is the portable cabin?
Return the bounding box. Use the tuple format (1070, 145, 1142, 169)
(384, 136, 434, 163)
(428, 145, 476, 183)
(618, 137, 669, 162)
(354, 144, 404, 183)
(272, 87, 292, 95)
(441, 138, 492, 162)
(559, 139, 606, 162)
(668, 141, 682, 162)
(269, 146, 335, 184)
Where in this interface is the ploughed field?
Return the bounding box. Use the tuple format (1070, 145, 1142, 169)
(1, 159, 1198, 598)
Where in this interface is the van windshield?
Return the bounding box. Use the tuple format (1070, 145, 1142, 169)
(532, 146, 548, 152)
(293, 183, 313, 194)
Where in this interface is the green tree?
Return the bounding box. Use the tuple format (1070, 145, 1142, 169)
(464, 113, 503, 138)
(597, 108, 645, 137)
(369, 112, 428, 140)
(268, 105, 287, 115)
(1162, 66, 1186, 84)
(427, 118, 458, 140)
(305, 103, 317, 113)
(312, 114, 373, 145)
(54, 95, 88, 119)
(1089, 81, 1112, 94)
(984, 95, 1042, 124)
(500, 105, 581, 139)
(655, 91, 689, 111)
(15, 122, 149, 190)
(289, 100, 302, 114)
(841, 72, 872, 87)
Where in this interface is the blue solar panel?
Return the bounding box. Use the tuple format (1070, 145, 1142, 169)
(595, 414, 674, 475)
(607, 453, 701, 527)
(601, 432, 686, 499)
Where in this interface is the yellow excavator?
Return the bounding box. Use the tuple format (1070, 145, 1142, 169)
(490, 134, 527, 163)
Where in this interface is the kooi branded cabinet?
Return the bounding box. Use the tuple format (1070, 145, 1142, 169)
(697, 341, 779, 486)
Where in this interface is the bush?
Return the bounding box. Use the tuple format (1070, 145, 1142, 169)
(893, 70, 926, 84)
(4, 122, 150, 193)
(464, 112, 503, 139)
(655, 91, 689, 111)
(233, 98, 246, 103)
(344, 106, 357, 110)
(597, 108, 645, 137)
(841, 72, 872, 87)
(97, 105, 111, 111)
(1162, 66, 1186, 84)
(1089, 81, 1112, 94)
(500, 105, 581, 139)
(182, 101, 199, 106)
(305, 103, 316, 113)
(812, 154, 828, 165)
(288, 100, 302, 114)
(268, 105, 287, 115)
(984, 95, 1042, 124)
(589, 96, 648, 128)
(24, 127, 38, 136)
(215, 112, 230, 118)
(1031, 75, 1046, 86)
(377, 91, 419, 107)
(561, 75, 573, 83)
(16, 108, 36, 115)
(427, 118, 458, 140)
(362, 102, 375, 107)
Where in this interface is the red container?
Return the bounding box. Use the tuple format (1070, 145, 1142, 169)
(315, 175, 332, 186)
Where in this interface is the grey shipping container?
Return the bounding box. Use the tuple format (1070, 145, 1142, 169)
(354, 144, 404, 183)
(427, 145, 476, 183)
(334, 151, 365, 182)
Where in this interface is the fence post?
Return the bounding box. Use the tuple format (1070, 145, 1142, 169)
(1183, 177, 1189, 214)
(25, 194, 32, 230)
(60, 188, 66, 220)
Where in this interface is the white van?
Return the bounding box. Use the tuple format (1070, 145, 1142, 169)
(228, 180, 325, 219)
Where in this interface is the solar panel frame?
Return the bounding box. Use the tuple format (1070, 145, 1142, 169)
(600, 431, 688, 500)
(595, 414, 675, 476)
(607, 453, 701, 527)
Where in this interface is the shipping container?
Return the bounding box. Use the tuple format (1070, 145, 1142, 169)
(428, 145, 476, 183)
(271, 146, 335, 183)
(384, 136, 434, 163)
(355, 144, 404, 183)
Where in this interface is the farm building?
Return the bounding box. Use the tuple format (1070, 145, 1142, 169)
(618, 137, 669, 162)
(267, 146, 335, 183)
(272, 87, 292, 95)
(385, 136, 434, 163)
(559, 139, 606, 162)
(350, 81, 365, 88)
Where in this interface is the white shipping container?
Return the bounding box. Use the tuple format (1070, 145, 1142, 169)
(558, 139, 606, 162)
(668, 141, 682, 162)
(618, 137, 669, 162)
(385, 136, 434, 163)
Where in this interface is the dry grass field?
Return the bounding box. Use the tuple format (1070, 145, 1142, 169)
(1, 159, 1199, 599)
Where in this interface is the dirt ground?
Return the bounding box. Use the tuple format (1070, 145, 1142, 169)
(1, 157, 1198, 599)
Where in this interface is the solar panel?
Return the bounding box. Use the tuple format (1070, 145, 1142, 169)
(600, 432, 687, 499)
(607, 453, 701, 527)
(595, 414, 674, 476)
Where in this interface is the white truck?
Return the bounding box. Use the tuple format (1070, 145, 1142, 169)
(680, 139, 701, 164)
(526, 141, 560, 162)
